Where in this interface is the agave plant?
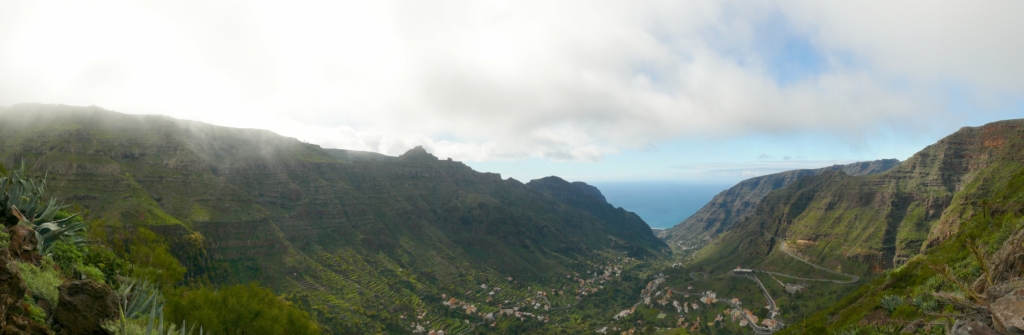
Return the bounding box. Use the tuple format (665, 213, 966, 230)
(0, 161, 88, 254)
(879, 294, 904, 314)
(114, 278, 204, 335)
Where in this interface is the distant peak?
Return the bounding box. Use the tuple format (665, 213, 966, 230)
(399, 145, 437, 161)
(538, 176, 568, 183)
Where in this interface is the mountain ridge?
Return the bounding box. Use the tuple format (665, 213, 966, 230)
(0, 103, 666, 333)
(661, 158, 900, 249)
(691, 118, 1024, 274)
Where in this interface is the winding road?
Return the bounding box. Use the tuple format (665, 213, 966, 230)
(768, 242, 859, 284)
(729, 270, 784, 334)
(722, 238, 860, 333)
(605, 236, 863, 335)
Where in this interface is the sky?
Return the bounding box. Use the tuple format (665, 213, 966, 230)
(2, 0, 1023, 184)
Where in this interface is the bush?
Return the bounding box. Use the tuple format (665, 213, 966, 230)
(892, 305, 918, 319)
(82, 246, 131, 283)
(80, 265, 106, 282)
(15, 260, 62, 305)
(25, 297, 46, 323)
(165, 283, 319, 335)
(89, 223, 185, 288)
(51, 240, 84, 277)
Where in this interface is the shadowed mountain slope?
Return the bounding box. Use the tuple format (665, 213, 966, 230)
(662, 159, 900, 248)
(526, 176, 666, 256)
(0, 104, 666, 333)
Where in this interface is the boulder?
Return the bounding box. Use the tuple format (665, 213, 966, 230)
(987, 277, 1024, 302)
(989, 280, 1024, 334)
(4, 314, 52, 335)
(951, 319, 999, 335)
(53, 280, 118, 335)
(900, 319, 922, 333)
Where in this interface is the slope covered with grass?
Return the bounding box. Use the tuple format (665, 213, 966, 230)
(0, 103, 668, 333)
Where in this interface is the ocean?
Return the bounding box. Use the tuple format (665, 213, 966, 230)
(589, 181, 731, 229)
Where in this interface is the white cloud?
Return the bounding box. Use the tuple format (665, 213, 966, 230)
(0, 0, 1020, 162)
(673, 159, 858, 180)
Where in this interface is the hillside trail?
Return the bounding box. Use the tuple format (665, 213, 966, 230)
(761, 233, 859, 284)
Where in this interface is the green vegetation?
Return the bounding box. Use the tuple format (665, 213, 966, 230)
(165, 283, 319, 335)
(0, 159, 321, 335)
(0, 105, 670, 333)
(771, 150, 1024, 332)
(2, 105, 1021, 334)
(15, 258, 62, 305)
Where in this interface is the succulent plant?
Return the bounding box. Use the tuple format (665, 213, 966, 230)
(879, 294, 904, 314)
(0, 162, 88, 255)
(113, 277, 204, 335)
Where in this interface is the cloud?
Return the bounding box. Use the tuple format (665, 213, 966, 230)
(672, 159, 857, 180)
(0, 0, 1020, 162)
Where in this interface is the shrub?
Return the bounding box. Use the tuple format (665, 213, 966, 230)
(80, 265, 106, 282)
(892, 305, 918, 319)
(90, 223, 185, 288)
(0, 228, 9, 249)
(82, 246, 131, 283)
(15, 260, 62, 305)
(24, 297, 46, 323)
(51, 240, 84, 277)
(166, 283, 319, 335)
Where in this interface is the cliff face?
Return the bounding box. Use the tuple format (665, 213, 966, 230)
(570, 181, 607, 203)
(526, 177, 666, 255)
(690, 119, 1024, 274)
(662, 159, 900, 248)
(0, 104, 667, 332)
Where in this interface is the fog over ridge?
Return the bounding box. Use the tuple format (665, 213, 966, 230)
(1, 0, 1022, 172)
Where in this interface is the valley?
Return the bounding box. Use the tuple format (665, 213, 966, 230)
(1, 104, 1022, 334)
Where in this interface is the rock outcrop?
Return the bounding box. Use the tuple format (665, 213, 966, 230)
(8, 225, 41, 264)
(989, 279, 1024, 334)
(0, 248, 50, 334)
(951, 320, 1000, 335)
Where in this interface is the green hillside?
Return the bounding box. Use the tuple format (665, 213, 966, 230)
(7, 103, 1022, 334)
(661, 159, 900, 252)
(646, 119, 1024, 334)
(0, 104, 668, 333)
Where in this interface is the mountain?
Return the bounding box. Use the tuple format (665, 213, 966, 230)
(0, 104, 667, 333)
(691, 120, 1024, 274)
(569, 181, 607, 203)
(623, 119, 1024, 334)
(747, 123, 1024, 333)
(526, 177, 664, 255)
(660, 159, 900, 249)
